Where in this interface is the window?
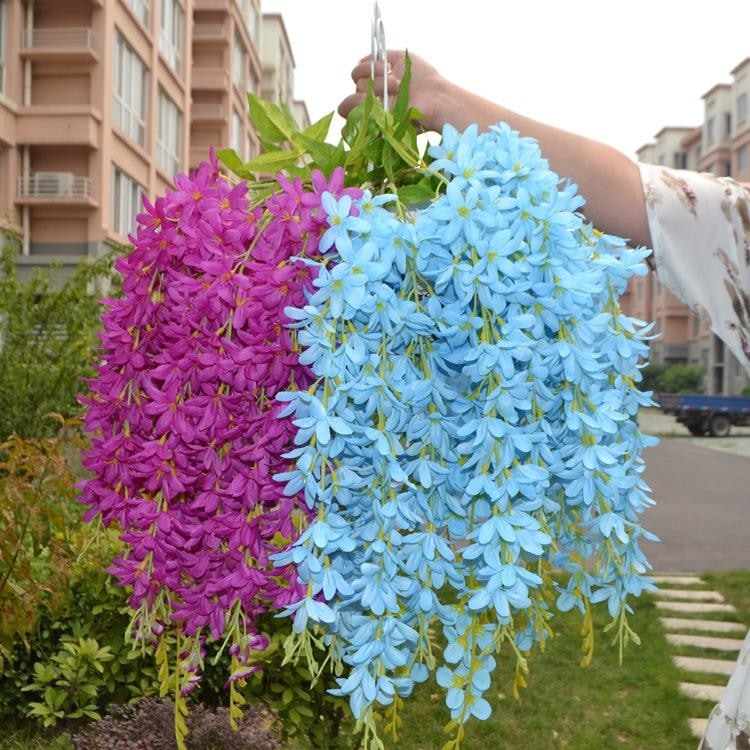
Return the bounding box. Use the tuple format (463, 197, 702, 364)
(738, 145, 749, 173)
(724, 112, 732, 137)
(278, 43, 293, 105)
(127, 0, 149, 26)
(157, 88, 182, 176)
(237, 0, 259, 41)
(232, 33, 246, 91)
(672, 151, 687, 169)
(738, 93, 748, 125)
(706, 117, 715, 145)
(111, 166, 145, 238)
(247, 1, 259, 42)
(0, 0, 6, 93)
(114, 31, 148, 146)
(159, 0, 183, 74)
(248, 67, 259, 97)
(231, 109, 242, 154)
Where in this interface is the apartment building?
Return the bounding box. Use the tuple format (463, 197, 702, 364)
(0, 0, 303, 279)
(260, 13, 308, 131)
(628, 57, 750, 395)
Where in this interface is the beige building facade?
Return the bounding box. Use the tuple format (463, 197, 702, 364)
(0, 0, 303, 277)
(629, 56, 750, 396)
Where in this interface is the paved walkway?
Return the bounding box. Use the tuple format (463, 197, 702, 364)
(650, 573, 748, 740)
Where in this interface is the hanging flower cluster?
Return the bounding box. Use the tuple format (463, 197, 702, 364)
(272, 123, 658, 742)
(79, 153, 361, 694)
(80, 116, 658, 749)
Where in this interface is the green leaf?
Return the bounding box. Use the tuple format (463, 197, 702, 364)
(244, 150, 301, 175)
(392, 50, 413, 123)
(246, 94, 295, 144)
(216, 148, 253, 180)
(292, 133, 346, 175)
(345, 83, 378, 160)
(397, 182, 435, 206)
(301, 111, 334, 144)
(383, 142, 396, 183)
(371, 108, 419, 167)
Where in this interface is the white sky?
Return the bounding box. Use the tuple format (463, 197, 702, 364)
(262, 0, 750, 160)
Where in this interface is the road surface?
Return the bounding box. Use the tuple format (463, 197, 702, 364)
(639, 437, 749, 573)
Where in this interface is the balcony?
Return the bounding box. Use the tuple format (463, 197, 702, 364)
(191, 67, 231, 91)
(20, 28, 98, 62)
(192, 24, 227, 45)
(16, 172, 97, 206)
(191, 102, 226, 123)
(17, 105, 101, 147)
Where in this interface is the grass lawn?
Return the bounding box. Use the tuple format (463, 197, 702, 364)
(380, 595, 698, 750)
(3, 571, 748, 750)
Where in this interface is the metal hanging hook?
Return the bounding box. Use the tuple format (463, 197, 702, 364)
(370, 1, 388, 112)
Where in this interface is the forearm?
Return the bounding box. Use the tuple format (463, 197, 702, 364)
(431, 81, 653, 248)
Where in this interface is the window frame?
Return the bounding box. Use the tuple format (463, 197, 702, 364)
(159, 0, 184, 75)
(113, 30, 149, 147)
(126, 0, 150, 26)
(111, 165, 145, 238)
(156, 87, 182, 177)
(232, 32, 246, 92)
(737, 92, 748, 125)
(231, 108, 242, 155)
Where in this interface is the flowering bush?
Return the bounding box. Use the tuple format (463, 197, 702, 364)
(80, 59, 658, 750)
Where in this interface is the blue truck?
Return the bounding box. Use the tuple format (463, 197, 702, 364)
(659, 393, 750, 437)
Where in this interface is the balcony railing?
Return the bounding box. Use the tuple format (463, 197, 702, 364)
(17, 172, 93, 200)
(21, 27, 95, 52)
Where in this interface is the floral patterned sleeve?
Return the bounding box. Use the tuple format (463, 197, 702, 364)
(638, 163, 750, 375)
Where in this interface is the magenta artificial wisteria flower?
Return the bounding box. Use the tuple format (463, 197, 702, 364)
(79, 153, 360, 691)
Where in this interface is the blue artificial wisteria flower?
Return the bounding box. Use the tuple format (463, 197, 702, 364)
(273, 121, 658, 745)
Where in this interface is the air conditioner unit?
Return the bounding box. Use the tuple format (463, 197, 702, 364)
(33, 171, 75, 196)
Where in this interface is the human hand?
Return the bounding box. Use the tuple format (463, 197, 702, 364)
(337, 50, 448, 133)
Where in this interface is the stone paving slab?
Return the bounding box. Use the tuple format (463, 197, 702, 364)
(667, 633, 746, 651)
(689, 717, 708, 739)
(660, 617, 746, 634)
(673, 655, 738, 676)
(655, 601, 737, 614)
(650, 575, 704, 586)
(654, 588, 725, 602)
(680, 682, 725, 702)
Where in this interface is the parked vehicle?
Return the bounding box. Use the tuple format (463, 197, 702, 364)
(659, 393, 750, 437)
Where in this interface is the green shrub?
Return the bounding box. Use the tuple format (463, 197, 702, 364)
(0, 417, 162, 724)
(0, 241, 119, 440)
(240, 616, 361, 750)
(22, 636, 115, 726)
(0, 419, 86, 670)
(657, 363, 705, 394)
